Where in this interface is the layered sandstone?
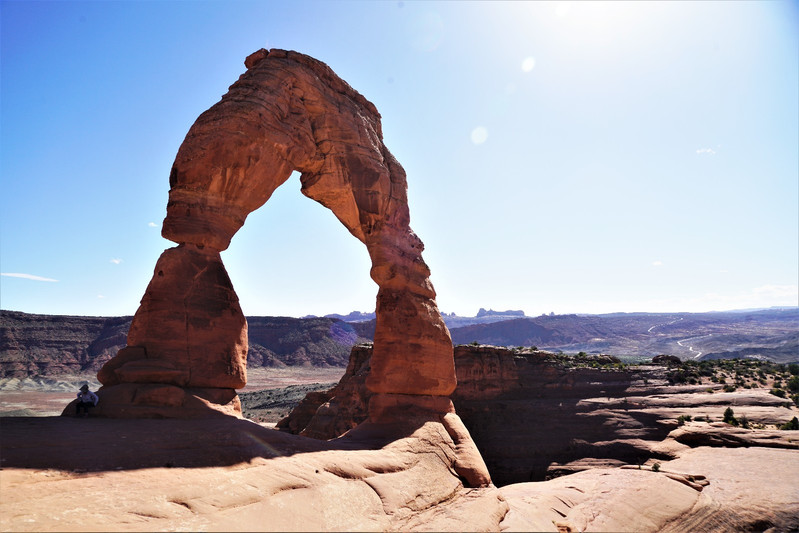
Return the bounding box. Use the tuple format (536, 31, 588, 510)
(92, 49, 455, 418)
(0, 416, 505, 532)
(3, 413, 797, 531)
(280, 344, 799, 486)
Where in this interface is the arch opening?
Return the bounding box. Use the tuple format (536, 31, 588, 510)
(222, 170, 376, 319)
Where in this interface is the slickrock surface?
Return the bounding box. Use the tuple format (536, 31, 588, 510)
(0, 415, 504, 532)
(96, 48, 454, 418)
(500, 446, 799, 532)
(2, 414, 797, 532)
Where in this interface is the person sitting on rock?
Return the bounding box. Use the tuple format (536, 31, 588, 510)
(75, 384, 99, 417)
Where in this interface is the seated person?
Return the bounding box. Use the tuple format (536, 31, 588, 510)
(75, 384, 99, 417)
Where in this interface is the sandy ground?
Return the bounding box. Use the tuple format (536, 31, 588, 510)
(241, 367, 345, 391)
(0, 392, 78, 416)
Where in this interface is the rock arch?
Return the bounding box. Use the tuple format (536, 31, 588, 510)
(96, 49, 456, 419)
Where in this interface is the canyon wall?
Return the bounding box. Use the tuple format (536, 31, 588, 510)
(0, 311, 368, 378)
(280, 344, 798, 485)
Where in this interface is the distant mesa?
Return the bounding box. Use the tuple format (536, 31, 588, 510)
(323, 311, 376, 322)
(476, 308, 526, 318)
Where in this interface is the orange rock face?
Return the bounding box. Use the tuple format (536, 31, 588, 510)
(96, 49, 455, 417)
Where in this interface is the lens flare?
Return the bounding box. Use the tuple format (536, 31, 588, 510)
(244, 431, 285, 458)
(470, 127, 488, 145)
(521, 57, 536, 72)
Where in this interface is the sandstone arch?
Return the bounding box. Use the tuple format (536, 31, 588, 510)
(96, 49, 456, 419)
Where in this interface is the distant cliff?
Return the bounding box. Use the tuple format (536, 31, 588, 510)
(2, 307, 796, 379)
(0, 311, 370, 378)
(0, 311, 130, 377)
(450, 309, 799, 362)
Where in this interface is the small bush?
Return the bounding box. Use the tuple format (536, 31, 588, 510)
(723, 407, 738, 426)
(677, 414, 693, 426)
(780, 416, 799, 430)
(723, 384, 737, 392)
(771, 388, 787, 398)
(652, 462, 661, 473)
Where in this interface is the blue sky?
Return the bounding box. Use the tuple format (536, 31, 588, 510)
(1, 0, 797, 318)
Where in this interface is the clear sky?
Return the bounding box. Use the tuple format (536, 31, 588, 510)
(1, 0, 797, 318)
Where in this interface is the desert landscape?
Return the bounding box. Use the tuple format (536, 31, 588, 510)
(2, 6, 798, 531)
(2, 343, 798, 531)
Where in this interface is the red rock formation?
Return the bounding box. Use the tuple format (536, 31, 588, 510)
(95, 49, 455, 418)
(280, 344, 799, 486)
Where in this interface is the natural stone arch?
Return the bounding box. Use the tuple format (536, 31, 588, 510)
(96, 49, 456, 419)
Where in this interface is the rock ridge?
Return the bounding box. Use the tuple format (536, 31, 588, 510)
(279, 343, 799, 486)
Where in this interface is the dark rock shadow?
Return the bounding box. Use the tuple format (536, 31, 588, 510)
(0, 415, 423, 473)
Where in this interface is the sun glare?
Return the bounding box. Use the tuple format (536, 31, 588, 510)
(545, 1, 659, 47)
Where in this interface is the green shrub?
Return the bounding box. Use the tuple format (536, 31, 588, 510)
(652, 462, 661, 473)
(723, 384, 737, 392)
(780, 416, 799, 430)
(677, 414, 692, 426)
(723, 407, 738, 426)
(771, 388, 787, 398)
(789, 363, 799, 376)
(787, 375, 799, 393)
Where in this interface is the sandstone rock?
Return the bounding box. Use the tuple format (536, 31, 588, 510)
(652, 354, 682, 366)
(62, 383, 242, 419)
(98, 48, 456, 417)
(113, 358, 190, 386)
(96, 345, 146, 386)
(125, 244, 248, 390)
(281, 343, 799, 487)
(0, 415, 506, 531)
(668, 421, 799, 449)
(3, 413, 797, 531)
(441, 411, 493, 487)
(283, 343, 372, 439)
(500, 467, 706, 532)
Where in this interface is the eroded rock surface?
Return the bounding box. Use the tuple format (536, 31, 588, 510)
(92, 49, 455, 418)
(280, 344, 799, 486)
(0, 415, 504, 531)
